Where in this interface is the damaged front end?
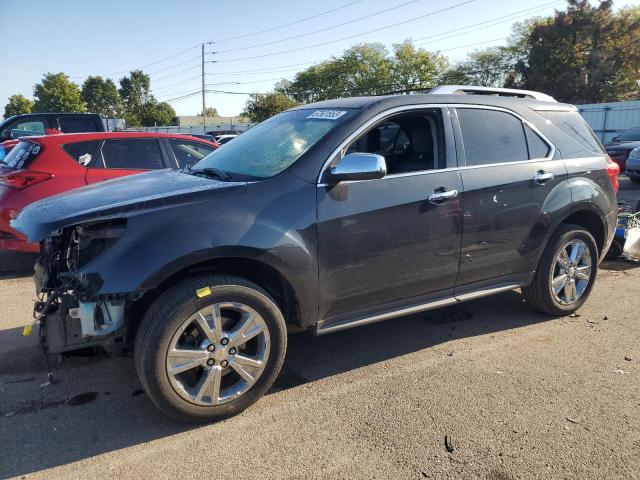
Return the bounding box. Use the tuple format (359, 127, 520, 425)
(34, 219, 139, 354)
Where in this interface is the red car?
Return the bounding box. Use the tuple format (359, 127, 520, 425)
(0, 132, 219, 252)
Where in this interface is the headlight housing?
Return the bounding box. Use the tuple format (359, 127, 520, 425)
(629, 147, 640, 160)
(64, 219, 126, 271)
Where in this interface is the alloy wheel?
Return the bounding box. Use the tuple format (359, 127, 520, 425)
(165, 302, 270, 406)
(550, 239, 593, 306)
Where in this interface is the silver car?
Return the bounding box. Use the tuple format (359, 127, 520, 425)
(626, 147, 640, 183)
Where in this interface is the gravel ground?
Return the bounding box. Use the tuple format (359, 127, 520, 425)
(0, 178, 638, 480)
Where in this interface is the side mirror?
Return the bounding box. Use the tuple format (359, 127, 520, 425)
(327, 153, 386, 185)
(0, 129, 12, 141)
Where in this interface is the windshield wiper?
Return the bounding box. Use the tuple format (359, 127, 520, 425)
(187, 165, 233, 181)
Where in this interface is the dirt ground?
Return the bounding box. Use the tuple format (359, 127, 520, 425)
(0, 178, 638, 480)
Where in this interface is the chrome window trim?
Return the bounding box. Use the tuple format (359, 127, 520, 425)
(316, 103, 557, 187)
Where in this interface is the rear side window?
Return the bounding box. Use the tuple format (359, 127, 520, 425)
(537, 111, 603, 154)
(0, 141, 42, 169)
(62, 140, 101, 166)
(457, 109, 529, 166)
(58, 117, 99, 133)
(98, 139, 165, 170)
(169, 139, 215, 168)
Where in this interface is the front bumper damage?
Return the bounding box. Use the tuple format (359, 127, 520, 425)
(33, 220, 140, 354)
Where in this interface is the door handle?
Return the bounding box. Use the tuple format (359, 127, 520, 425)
(533, 171, 555, 184)
(428, 188, 458, 204)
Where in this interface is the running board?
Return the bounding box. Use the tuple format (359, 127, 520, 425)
(314, 283, 522, 335)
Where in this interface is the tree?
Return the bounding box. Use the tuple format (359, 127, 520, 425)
(139, 101, 177, 126)
(33, 73, 85, 112)
(441, 47, 515, 87)
(513, 1, 640, 103)
(199, 107, 219, 117)
(81, 76, 122, 117)
(242, 92, 299, 122)
(390, 41, 448, 91)
(119, 70, 153, 125)
(4, 94, 34, 118)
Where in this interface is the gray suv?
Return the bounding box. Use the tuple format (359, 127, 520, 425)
(13, 86, 618, 422)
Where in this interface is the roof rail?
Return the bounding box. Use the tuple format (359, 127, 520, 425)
(429, 85, 557, 103)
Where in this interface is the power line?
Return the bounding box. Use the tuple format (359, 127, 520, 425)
(212, 0, 475, 63)
(152, 74, 202, 93)
(152, 63, 202, 82)
(215, 0, 425, 54)
(211, 0, 365, 44)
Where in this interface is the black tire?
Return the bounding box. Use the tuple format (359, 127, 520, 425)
(134, 275, 287, 423)
(523, 224, 598, 316)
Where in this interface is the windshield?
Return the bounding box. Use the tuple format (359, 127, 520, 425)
(614, 127, 640, 142)
(192, 108, 355, 180)
(0, 140, 41, 169)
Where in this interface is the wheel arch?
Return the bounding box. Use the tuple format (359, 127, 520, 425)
(559, 208, 606, 256)
(132, 252, 305, 334)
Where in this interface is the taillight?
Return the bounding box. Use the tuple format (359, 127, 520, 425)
(0, 170, 52, 190)
(606, 157, 620, 193)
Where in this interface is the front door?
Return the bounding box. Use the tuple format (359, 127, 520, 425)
(317, 108, 462, 320)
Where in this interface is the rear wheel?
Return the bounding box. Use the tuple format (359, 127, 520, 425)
(523, 224, 598, 316)
(134, 275, 287, 422)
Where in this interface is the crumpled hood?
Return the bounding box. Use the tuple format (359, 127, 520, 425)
(12, 169, 246, 242)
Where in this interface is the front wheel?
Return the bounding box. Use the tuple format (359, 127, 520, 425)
(523, 224, 598, 316)
(134, 275, 287, 422)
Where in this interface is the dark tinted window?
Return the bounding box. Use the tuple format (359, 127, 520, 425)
(99, 139, 164, 170)
(537, 111, 602, 154)
(62, 140, 101, 166)
(457, 109, 529, 166)
(346, 111, 443, 174)
(525, 125, 551, 159)
(169, 139, 215, 168)
(58, 117, 99, 133)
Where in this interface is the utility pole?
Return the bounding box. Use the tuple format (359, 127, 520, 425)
(201, 43, 206, 133)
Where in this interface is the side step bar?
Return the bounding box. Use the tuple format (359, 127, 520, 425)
(314, 283, 522, 335)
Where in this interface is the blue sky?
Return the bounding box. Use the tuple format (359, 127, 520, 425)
(2, 0, 639, 118)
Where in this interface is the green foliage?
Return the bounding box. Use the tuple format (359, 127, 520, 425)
(4, 94, 34, 118)
(242, 92, 299, 122)
(441, 47, 515, 87)
(139, 101, 177, 126)
(81, 76, 123, 117)
(512, 1, 640, 102)
(200, 107, 219, 117)
(280, 42, 448, 103)
(33, 73, 86, 113)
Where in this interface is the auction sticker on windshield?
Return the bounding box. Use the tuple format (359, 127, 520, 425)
(307, 110, 348, 120)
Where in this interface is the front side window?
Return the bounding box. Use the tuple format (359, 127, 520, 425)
(345, 110, 444, 174)
(169, 139, 216, 168)
(193, 109, 355, 180)
(11, 120, 45, 138)
(457, 109, 530, 166)
(97, 139, 165, 170)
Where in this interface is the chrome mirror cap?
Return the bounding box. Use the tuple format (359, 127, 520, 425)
(328, 153, 387, 184)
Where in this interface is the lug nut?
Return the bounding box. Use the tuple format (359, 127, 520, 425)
(207, 344, 215, 352)
(206, 359, 215, 366)
(220, 360, 229, 368)
(221, 338, 229, 346)
(228, 347, 237, 355)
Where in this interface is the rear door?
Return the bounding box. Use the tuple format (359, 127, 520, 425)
(452, 106, 566, 291)
(85, 138, 169, 183)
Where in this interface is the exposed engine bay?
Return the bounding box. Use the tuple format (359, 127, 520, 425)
(34, 219, 137, 354)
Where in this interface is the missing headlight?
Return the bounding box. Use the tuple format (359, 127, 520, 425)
(65, 219, 126, 271)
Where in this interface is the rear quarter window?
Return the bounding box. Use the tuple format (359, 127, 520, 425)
(537, 111, 603, 155)
(62, 140, 101, 166)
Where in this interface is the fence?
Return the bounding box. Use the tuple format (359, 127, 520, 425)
(578, 100, 640, 143)
(127, 123, 253, 135)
